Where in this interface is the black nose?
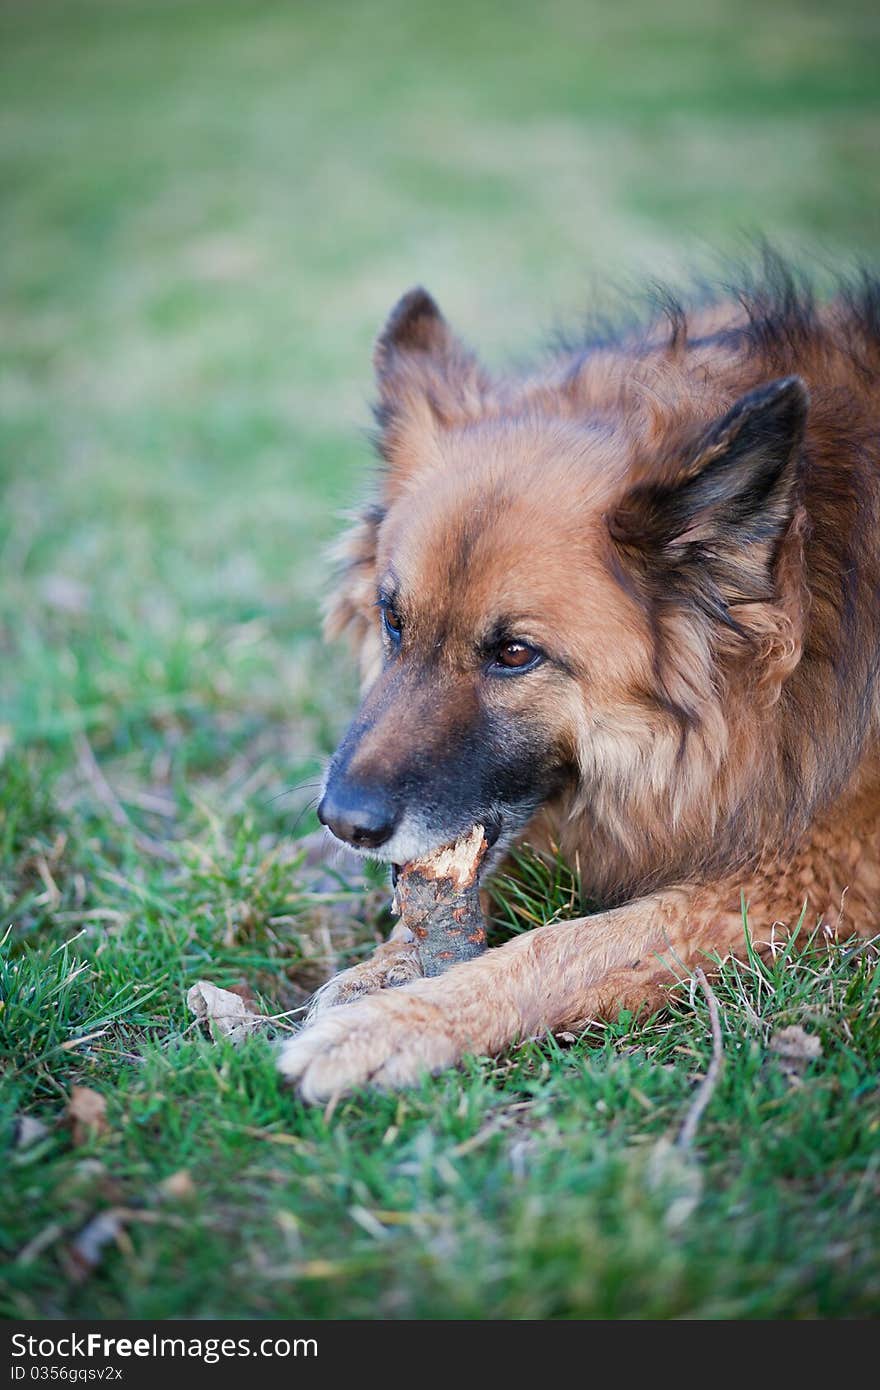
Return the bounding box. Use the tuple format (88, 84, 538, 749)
(317, 782, 398, 851)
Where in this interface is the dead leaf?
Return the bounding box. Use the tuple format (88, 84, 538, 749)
(15, 1115, 50, 1149)
(69, 1087, 108, 1145)
(769, 1025, 823, 1064)
(225, 981, 258, 1008)
(159, 1169, 195, 1201)
(187, 979, 264, 1043)
(67, 1208, 127, 1282)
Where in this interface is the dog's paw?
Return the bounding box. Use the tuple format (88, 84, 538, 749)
(306, 944, 423, 1022)
(278, 989, 460, 1103)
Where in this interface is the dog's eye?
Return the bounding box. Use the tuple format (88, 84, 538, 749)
(491, 641, 542, 673)
(381, 605, 403, 645)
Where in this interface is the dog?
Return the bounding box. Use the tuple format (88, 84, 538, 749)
(278, 257, 880, 1101)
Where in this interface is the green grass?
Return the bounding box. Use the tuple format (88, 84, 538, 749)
(1, 0, 879, 1320)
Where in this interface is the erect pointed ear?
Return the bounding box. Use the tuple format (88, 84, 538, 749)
(374, 288, 455, 377)
(373, 289, 492, 464)
(608, 377, 808, 613)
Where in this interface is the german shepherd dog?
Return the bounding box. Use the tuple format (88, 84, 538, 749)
(279, 258, 880, 1102)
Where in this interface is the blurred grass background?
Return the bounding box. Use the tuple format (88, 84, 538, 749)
(1, 0, 879, 1320)
(2, 0, 879, 761)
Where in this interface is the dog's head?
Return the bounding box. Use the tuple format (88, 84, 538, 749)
(318, 289, 808, 868)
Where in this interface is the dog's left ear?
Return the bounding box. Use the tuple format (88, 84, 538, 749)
(373, 289, 492, 466)
(609, 377, 808, 612)
(374, 288, 457, 376)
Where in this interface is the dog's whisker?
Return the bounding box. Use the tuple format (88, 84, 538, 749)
(288, 795, 321, 839)
(264, 778, 324, 807)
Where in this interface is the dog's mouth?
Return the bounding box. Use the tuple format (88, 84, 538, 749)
(481, 815, 503, 851)
(389, 815, 502, 887)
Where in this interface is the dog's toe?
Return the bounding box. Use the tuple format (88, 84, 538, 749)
(277, 1017, 352, 1100)
(305, 947, 423, 1022)
(277, 991, 460, 1103)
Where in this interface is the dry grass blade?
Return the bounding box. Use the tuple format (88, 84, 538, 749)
(74, 732, 177, 863)
(676, 967, 724, 1152)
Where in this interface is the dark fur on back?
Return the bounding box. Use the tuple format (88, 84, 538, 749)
(555, 250, 880, 375)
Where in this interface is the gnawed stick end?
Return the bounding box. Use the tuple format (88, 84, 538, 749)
(394, 825, 489, 976)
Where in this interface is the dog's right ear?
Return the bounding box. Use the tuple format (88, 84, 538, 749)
(373, 289, 492, 471)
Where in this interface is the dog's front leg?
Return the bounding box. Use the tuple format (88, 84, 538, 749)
(305, 918, 423, 1019)
(278, 882, 750, 1102)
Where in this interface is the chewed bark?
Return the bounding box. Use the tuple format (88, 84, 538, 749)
(393, 824, 489, 976)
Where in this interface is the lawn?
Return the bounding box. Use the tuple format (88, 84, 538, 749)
(1, 0, 879, 1320)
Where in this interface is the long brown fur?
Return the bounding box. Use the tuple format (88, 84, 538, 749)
(279, 256, 880, 1101)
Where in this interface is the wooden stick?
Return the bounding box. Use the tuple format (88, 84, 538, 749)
(393, 824, 489, 976)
